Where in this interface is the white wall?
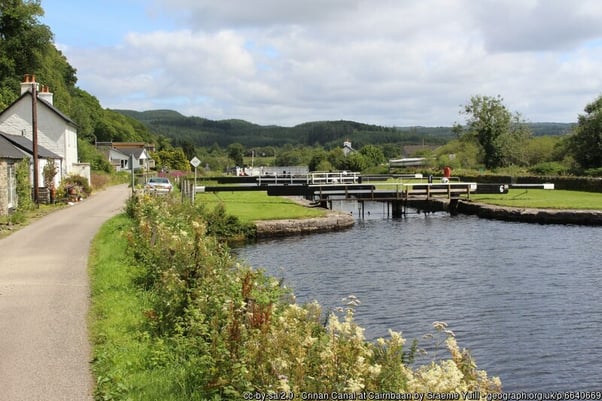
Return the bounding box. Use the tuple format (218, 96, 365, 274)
(0, 94, 79, 179)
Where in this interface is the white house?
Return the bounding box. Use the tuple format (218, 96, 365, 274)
(0, 135, 24, 215)
(0, 75, 81, 182)
(0, 132, 63, 189)
(343, 140, 355, 157)
(97, 142, 154, 172)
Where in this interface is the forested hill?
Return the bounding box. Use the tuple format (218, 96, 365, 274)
(116, 109, 446, 149)
(117, 109, 574, 149)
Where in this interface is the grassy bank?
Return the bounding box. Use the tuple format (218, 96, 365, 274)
(89, 194, 502, 399)
(470, 189, 602, 210)
(89, 215, 178, 400)
(195, 190, 325, 222)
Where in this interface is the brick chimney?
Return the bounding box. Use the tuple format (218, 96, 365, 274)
(20, 74, 39, 95)
(38, 85, 54, 105)
(20, 74, 53, 105)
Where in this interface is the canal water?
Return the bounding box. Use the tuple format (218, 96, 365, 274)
(233, 202, 602, 391)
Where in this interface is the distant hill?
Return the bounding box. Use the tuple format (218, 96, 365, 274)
(116, 109, 574, 149)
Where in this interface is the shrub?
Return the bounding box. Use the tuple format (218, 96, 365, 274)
(107, 194, 503, 399)
(528, 161, 570, 176)
(15, 160, 34, 211)
(59, 174, 92, 199)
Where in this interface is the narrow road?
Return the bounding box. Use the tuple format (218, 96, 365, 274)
(0, 184, 131, 401)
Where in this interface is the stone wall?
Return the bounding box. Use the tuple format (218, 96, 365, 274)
(255, 211, 354, 238)
(458, 200, 602, 225)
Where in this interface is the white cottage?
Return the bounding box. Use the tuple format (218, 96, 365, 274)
(0, 75, 80, 181)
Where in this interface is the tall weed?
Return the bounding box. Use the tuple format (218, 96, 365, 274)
(97, 194, 502, 399)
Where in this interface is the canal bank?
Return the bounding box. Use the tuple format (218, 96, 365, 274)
(254, 209, 355, 238)
(408, 197, 602, 226)
(456, 200, 602, 225)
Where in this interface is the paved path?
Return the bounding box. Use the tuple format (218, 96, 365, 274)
(0, 184, 131, 401)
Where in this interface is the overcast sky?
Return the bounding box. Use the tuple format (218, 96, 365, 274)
(40, 0, 602, 127)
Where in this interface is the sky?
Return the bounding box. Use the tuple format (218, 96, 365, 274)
(40, 0, 602, 127)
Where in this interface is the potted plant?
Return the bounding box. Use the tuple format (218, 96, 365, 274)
(42, 159, 58, 203)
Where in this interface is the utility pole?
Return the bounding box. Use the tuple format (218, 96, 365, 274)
(31, 76, 39, 205)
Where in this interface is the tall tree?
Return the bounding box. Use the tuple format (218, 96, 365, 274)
(359, 144, 385, 167)
(227, 143, 244, 166)
(568, 95, 602, 170)
(455, 95, 531, 169)
(0, 0, 52, 107)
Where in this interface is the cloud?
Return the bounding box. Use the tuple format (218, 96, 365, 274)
(59, 0, 602, 126)
(469, 0, 602, 52)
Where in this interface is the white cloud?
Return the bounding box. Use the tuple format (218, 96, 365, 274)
(59, 0, 602, 126)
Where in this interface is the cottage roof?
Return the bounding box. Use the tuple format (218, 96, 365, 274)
(0, 135, 27, 159)
(0, 91, 77, 127)
(105, 148, 129, 160)
(0, 132, 62, 159)
(117, 147, 148, 159)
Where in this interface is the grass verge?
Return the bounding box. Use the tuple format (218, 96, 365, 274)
(196, 191, 325, 222)
(470, 189, 602, 210)
(89, 214, 184, 401)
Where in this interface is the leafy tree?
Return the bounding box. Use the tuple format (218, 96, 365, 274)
(77, 139, 112, 172)
(359, 144, 385, 167)
(308, 149, 329, 171)
(343, 152, 368, 171)
(227, 143, 244, 166)
(0, 0, 52, 107)
(327, 148, 345, 170)
(455, 95, 531, 169)
(568, 95, 602, 170)
(523, 136, 562, 165)
(275, 149, 304, 166)
(152, 148, 191, 172)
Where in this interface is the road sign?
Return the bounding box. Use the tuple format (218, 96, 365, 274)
(190, 156, 201, 168)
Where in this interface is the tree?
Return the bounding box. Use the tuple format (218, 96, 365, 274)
(359, 144, 385, 167)
(568, 95, 602, 170)
(227, 143, 244, 166)
(455, 95, 531, 169)
(308, 149, 330, 171)
(152, 148, 190, 172)
(0, 0, 53, 107)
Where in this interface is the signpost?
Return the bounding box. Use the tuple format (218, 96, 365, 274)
(190, 156, 201, 202)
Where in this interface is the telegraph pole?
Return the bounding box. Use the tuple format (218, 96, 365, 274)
(31, 75, 39, 205)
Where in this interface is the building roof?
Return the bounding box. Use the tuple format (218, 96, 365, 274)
(117, 147, 148, 159)
(0, 91, 77, 127)
(0, 135, 27, 159)
(106, 148, 129, 160)
(0, 132, 62, 159)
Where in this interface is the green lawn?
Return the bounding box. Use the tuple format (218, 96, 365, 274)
(195, 186, 602, 220)
(470, 189, 602, 210)
(195, 191, 326, 222)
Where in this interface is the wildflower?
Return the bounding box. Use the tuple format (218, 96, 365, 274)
(433, 321, 448, 331)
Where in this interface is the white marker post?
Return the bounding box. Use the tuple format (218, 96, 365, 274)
(190, 156, 201, 203)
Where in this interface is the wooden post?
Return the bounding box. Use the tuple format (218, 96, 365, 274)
(31, 79, 39, 205)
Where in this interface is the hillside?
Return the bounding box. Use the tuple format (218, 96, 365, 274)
(116, 109, 574, 149)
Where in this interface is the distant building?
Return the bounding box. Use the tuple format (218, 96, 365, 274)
(96, 141, 155, 171)
(343, 140, 355, 157)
